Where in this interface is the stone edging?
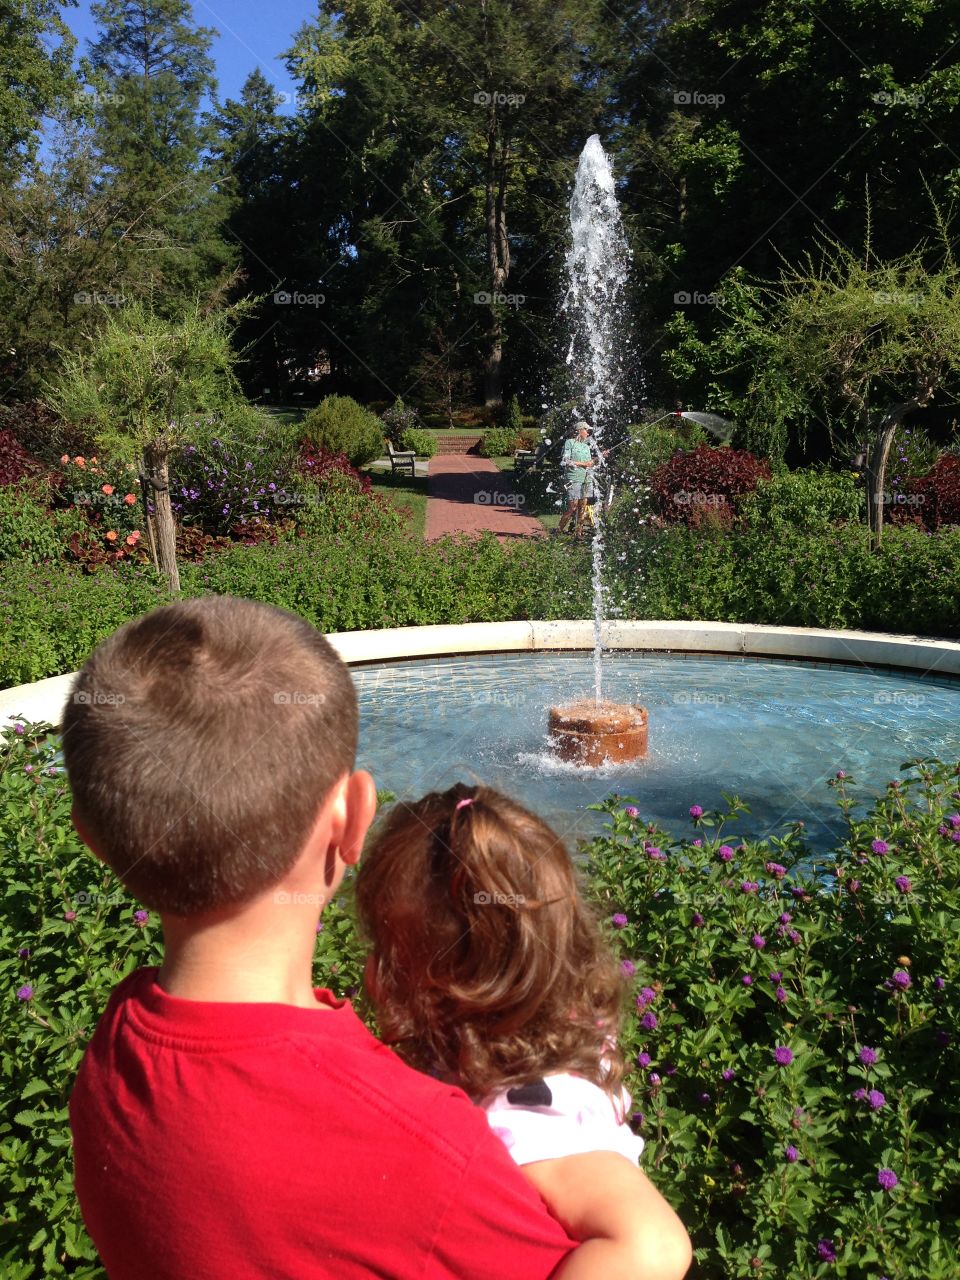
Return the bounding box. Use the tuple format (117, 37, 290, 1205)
(2, 620, 959, 730)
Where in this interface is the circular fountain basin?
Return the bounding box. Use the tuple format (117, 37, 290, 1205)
(549, 701, 648, 766)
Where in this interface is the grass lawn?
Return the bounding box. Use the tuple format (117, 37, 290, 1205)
(366, 467, 429, 537)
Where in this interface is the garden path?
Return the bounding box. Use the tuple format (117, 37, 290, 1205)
(424, 454, 545, 541)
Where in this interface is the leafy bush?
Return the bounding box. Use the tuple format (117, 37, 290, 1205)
(0, 402, 92, 467)
(653, 445, 772, 524)
(500, 395, 524, 434)
(297, 444, 372, 494)
(480, 426, 526, 457)
(400, 428, 437, 458)
(587, 763, 960, 1279)
(380, 397, 422, 447)
(0, 430, 46, 488)
(0, 484, 88, 566)
(909, 454, 960, 529)
(740, 470, 864, 534)
(300, 395, 384, 467)
(169, 437, 298, 537)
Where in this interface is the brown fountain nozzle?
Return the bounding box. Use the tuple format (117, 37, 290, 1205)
(548, 701, 648, 767)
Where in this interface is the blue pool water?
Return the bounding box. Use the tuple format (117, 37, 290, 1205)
(353, 652, 960, 850)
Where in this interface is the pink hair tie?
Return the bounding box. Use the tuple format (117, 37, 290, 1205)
(455, 797, 474, 811)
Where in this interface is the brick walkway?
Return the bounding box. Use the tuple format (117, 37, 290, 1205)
(424, 454, 546, 541)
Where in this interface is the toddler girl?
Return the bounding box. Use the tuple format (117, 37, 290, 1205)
(355, 782, 691, 1280)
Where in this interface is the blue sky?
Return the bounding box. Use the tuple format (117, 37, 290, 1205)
(61, 0, 309, 110)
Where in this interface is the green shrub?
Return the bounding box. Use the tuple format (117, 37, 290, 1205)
(300, 395, 384, 467)
(380, 397, 422, 447)
(500, 395, 524, 434)
(0, 484, 87, 566)
(480, 426, 524, 458)
(400, 428, 437, 458)
(587, 763, 960, 1279)
(742, 470, 864, 533)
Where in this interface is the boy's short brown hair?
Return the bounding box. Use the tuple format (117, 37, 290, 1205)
(61, 595, 358, 916)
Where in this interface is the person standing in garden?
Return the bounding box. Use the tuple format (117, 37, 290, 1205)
(557, 421, 596, 537)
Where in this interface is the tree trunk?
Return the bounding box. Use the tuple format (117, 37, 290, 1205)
(482, 104, 510, 408)
(143, 443, 180, 593)
(866, 418, 899, 549)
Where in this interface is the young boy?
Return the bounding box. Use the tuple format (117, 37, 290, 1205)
(62, 596, 578, 1279)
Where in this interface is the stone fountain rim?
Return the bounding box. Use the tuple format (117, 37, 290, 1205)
(2, 619, 960, 729)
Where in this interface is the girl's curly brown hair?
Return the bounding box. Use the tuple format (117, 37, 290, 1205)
(354, 782, 626, 1100)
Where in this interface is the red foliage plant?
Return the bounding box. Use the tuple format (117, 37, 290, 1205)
(297, 442, 372, 493)
(908, 454, 960, 529)
(0, 429, 46, 487)
(652, 444, 771, 524)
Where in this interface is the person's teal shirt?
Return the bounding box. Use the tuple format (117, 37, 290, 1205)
(562, 439, 591, 466)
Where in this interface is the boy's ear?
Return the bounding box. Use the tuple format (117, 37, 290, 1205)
(71, 804, 106, 864)
(338, 769, 377, 867)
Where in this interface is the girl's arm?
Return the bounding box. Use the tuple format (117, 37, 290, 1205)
(524, 1151, 692, 1280)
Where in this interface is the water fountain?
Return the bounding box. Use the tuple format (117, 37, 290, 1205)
(548, 134, 649, 766)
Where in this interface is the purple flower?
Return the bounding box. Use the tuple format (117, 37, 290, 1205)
(64, 910, 77, 922)
(871, 839, 889, 855)
(773, 1046, 794, 1066)
(877, 1168, 898, 1190)
(741, 881, 759, 894)
(691, 912, 705, 927)
(934, 1030, 951, 1048)
(689, 804, 703, 819)
(647, 846, 666, 861)
(835, 770, 847, 779)
(611, 913, 628, 929)
(620, 959, 637, 978)
(640, 1011, 658, 1031)
(718, 845, 734, 862)
(788, 930, 802, 945)
(698, 1091, 711, 1104)
(769, 971, 783, 983)
(785, 1144, 798, 1162)
(17, 947, 29, 959)
(133, 909, 149, 927)
(24, 764, 33, 774)
(648, 1072, 661, 1085)
(817, 1239, 837, 1262)
(934, 976, 945, 991)
(632, 1111, 645, 1126)
(765, 862, 787, 879)
(742, 974, 753, 986)
(13, 722, 24, 735)
(316, 921, 324, 934)
(847, 878, 861, 893)
(859, 1046, 878, 1065)
(949, 813, 960, 828)
(892, 969, 911, 990)
(637, 986, 657, 1006)
(16, 984, 33, 1001)
(722, 1068, 735, 1081)
(664, 1063, 677, 1077)
(624, 805, 639, 819)
(637, 1051, 652, 1067)
(852, 1088, 867, 1101)
(751, 933, 766, 949)
(775, 986, 788, 1003)
(894, 875, 911, 893)
(691, 838, 702, 847)
(790, 887, 807, 900)
(779, 912, 792, 924)
(867, 1090, 886, 1111)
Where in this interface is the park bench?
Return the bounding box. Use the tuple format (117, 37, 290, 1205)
(387, 440, 416, 475)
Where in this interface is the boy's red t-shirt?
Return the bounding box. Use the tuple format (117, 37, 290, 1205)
(69, 968, 576, 1279)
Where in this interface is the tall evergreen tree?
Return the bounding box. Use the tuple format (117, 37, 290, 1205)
(0, 0, 79, 184)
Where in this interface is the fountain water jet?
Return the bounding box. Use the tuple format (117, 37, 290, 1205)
(549, 135, 648, 766)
